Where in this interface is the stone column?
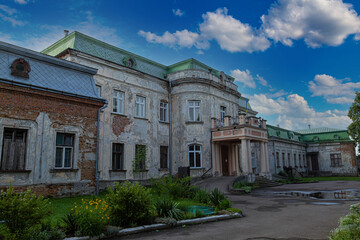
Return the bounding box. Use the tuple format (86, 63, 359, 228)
(260, 142, 266, 174)
(235, 144, 240, 175)
(247, 140, 252, 172)
(211, 142, 216, 175)
(241, 139, 249, 173)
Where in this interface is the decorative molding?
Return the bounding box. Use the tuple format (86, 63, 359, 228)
(10, 58, 31, 78)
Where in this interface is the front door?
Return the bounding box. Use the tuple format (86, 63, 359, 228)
(311, 154, 319, 175)
(221, 145, 229, 176)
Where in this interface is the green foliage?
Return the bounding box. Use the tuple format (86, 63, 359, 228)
(0, 185, 52, 240)
(330, 203, 360, 240)
(151, 176, 193, 199)
(182, 211, 196, 220)
(62, 198, 109, 237)
(277, 170, 286, 177)
(218, 198, 232, 210)
(209, 188, 226, 207)
(133, 145, 146, 172)
(348, 91, 360, 153)
(154, 199, 182, 220)
(233, 180, 256, 192)
(106, 181, 152, 227)
(193, 189, 210, 204)
(226, 208, 242, 214)
(194, 208, 205, 218)
(28, 222, 65, 240)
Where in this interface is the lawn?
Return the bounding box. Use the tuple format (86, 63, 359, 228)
(299, 176, 360, 182)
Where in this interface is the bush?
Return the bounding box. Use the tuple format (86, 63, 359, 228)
(151, 177, 194, 199)
(63, 198, 109, 237)
(330, 203, 360, 240)
(28, 222, 65, 240)
(154, 199, 182, 220)
(0, 185, 51, 240)
(193, 189, 210, 204)
(209, 188, 226, 207)
(218, 198, 232, 210)
(106, 181, 152, 227)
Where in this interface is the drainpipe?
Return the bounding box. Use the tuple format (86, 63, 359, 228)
(168, 79, 173, 179)
(96, 102, 108, 195)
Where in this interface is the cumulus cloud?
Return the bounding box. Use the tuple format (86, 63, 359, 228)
(0, 4, 25, 26)
(139, 7, 270, 53)
(256, 74, 267, 86)
(14, 0, 30, 4)
(231, 69, 256, 88)
(309, 74, 360, 104)
(261, 0, 360, 48)
(172, 9, 184, 17)
(250, 93, 351, 129)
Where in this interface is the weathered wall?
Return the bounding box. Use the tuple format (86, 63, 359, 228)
(0, 82, 102, 196)
(307, 142, 357, 176)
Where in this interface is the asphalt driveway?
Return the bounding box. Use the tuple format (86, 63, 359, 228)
(116, 181, 359, 240)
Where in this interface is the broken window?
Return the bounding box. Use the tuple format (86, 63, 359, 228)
(55, 133, 74, 168)
(160, 146, 168, 169)
(188, 101, 201, 121)
(1, 128, 27, 171)
(188, 144, 201, 168)
(112, 143, 124, 170)
(330, 153, 342, 167)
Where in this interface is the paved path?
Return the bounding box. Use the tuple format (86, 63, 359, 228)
(115, 180, 359, 240)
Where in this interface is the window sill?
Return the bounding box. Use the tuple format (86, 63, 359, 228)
(50, 168, 79, 173)
(0, 170, 31, 173)
(190, 167, 204, 170)
(133, 169, 149, 172)
(159, 121, 169, 124)
(134, 116, 148, 121)
(109, 169, 127, 172)
(186, 121, 204, 125)
(111, 112, 127, 117)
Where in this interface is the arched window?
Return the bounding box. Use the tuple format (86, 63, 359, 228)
(188, 144, 202, 168)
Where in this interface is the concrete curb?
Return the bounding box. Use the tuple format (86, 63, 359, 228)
(64, 213, 242, 240)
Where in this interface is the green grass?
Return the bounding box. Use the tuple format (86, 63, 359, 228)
(299, 176, 360, 182)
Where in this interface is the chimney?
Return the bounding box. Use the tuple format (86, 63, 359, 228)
(64, 30, 69, 37)
(308, 124, 311, 129)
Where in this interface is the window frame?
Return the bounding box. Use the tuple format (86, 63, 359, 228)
(1, 128, 27, 171)
(188, 100, 201, 122)
(113, 90, 125, 114)
(220, 106, 226, 124)
(136, 96, 146, 118)
(188, 144, 202, 168)
(330, 153, 342, 167)
(55, 133, 75, 169)
(160, 102, 168, 122)
(112, 143, 124, 170)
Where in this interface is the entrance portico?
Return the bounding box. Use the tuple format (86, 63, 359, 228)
(211, 114, 271, 182)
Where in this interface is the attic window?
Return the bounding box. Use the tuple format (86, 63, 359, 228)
(334, 135, 340, 140)
(313, 136, 319, 141)
(10, 58, 31, 78)
(128, 58, 134, 68)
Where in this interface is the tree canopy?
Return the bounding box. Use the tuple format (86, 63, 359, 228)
(348, 91, 360, 153)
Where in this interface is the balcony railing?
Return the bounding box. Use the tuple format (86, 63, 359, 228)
(211, 114, 267, 130)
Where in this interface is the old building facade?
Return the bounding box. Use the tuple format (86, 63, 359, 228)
(0, 41, 105, 196)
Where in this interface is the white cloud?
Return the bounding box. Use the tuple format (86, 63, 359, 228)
(172, 9, 184, 17)
(265, 89, 288, 98)
(0, 4, 25, 26)
(309, 74, 360, 104)
(14, 0, 30, 4)
(256, 74, 267, 86)
(261, 0, 360, 48)
(250, 93, 351, 129)
(139, 7, 270, 53)
(231, 69, 256, 88)
(0, 5, 16, 15)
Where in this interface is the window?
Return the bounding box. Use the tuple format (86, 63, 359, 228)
(160, 146, 168, 169)
(160, 102, 168, 122)
(276, 152, 280, 168)
(330, 153, 342, 167)
(303, 154, 306, 167)
(112, 143, 124, 170)
(294, 154, 297, 167)
(220, 106, 226, 124)
(96, 85, 101, 97)
(288, 153, 291, 167)
(134, 145, 146, 170)
(188, 144, 201, 168)
(136, 96, 146, 118)
(1, 128, 27, 171)
(113, 90, 124, 114)
(55, 133, 74, 168)
(188, 101, 200, 121)
(282, 152, 285, 167)
(299, 154, 302, 167)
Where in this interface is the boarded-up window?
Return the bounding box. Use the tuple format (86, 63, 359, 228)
(112, 143, 124, 170)
(330, 153, 342, 167)
(160, 146, 168, 169)
(55, 133, 74, 168)
(1, 128, 27, 171)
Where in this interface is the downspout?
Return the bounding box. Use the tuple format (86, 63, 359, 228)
(96, 101, 108, 195)
(168, 79, 173, 179)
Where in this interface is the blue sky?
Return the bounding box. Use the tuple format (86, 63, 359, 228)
(1, 0, 360, 130)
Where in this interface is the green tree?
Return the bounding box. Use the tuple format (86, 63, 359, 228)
(348, 91, 360, 153)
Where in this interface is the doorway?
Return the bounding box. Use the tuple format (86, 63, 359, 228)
(221, 145, 229, 176)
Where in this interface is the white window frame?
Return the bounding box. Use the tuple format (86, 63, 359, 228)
(136, 96, 146, 118)
(55, 133, 74, 169)
(220, 106, 226, 124)
(188, 101, 201, 122)
(188, 144, 202, 168)
(160, 102, 168, 122)
(113, 90, 125, 114)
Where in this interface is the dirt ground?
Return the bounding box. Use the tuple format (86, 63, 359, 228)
(115, 181, 360, 240)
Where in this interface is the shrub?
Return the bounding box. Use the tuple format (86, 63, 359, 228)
(28, 222, 65, 240)
(329, 203, 360, 240)
(218, 198, 232, 210)
(194, 208, 205, 218)
(209, 188, 226, 207)
(0, 185, 51, 240)
(193, 189, 210, 204)
(151, 176, 193, 199)
(154, 199, 182, 220)
(62, 198, 109, 237)
(106, 181, 152, 227)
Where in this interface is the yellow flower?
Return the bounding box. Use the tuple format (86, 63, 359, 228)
(107, 217, 109, 220)
(90, 210, 93, 212)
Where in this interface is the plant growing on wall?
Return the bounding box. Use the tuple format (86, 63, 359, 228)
(133, 145, 146, 173)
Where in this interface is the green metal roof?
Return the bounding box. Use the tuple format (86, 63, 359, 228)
(267, 125, 352, 143)
(42, 31, 234, 81)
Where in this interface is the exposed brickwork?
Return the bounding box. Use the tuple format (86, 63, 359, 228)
(112, 115, 131, 136)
